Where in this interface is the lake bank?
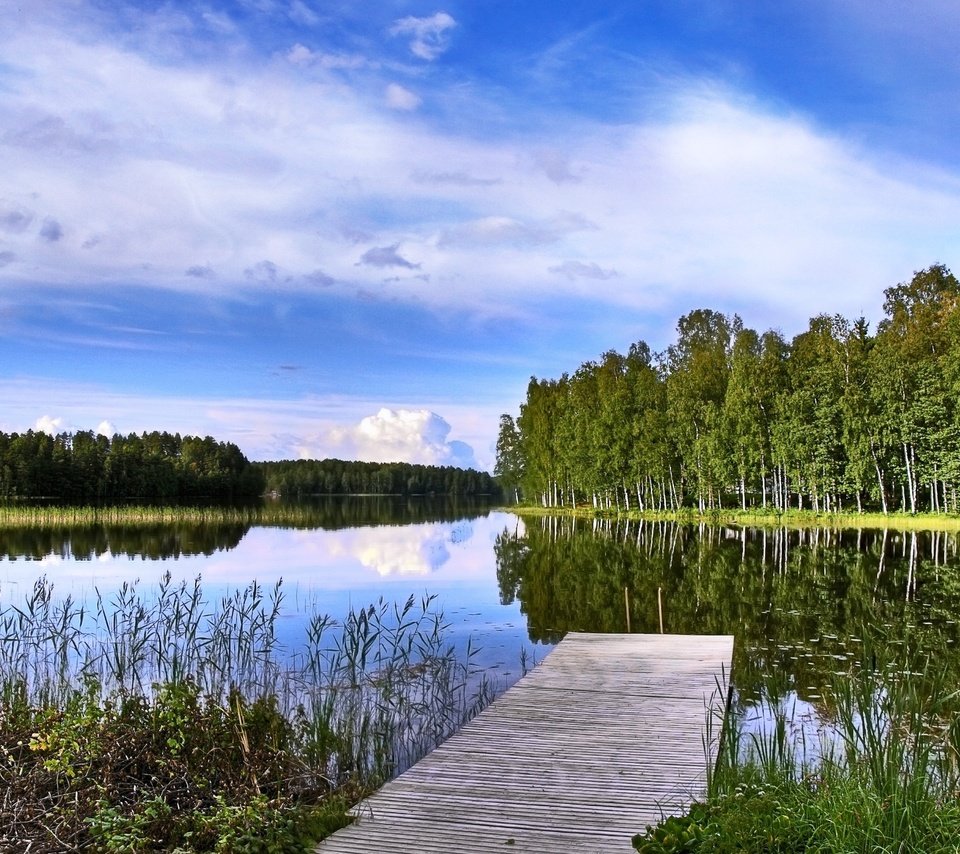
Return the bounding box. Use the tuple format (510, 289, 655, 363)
(509, 503, 960, 532)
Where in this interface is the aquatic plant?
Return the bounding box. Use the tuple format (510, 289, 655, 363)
(0, 574, 491, 851)
(635, 645, 960, 853)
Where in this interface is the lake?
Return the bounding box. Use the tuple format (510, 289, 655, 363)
(3, 500, 959, 736)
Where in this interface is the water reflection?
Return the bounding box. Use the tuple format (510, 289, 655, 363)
(5, 504, 960, 723)
(0, 505, 540, 690)
(494, 516, 960, 711)
(0, 522, 247, 560)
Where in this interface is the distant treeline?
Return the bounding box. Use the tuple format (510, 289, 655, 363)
(256, 458, 500, 497)
(496, 264, 960, 515)
(0, 430, 264, 501)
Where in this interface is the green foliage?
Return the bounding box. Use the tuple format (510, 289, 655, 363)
(510, 264, 960, 516)
(0, 429, 264, 501)
(0, 578, 489, 852)
(255, 458, 500, 497)
(635, 641, 960, 853)
(86, 794, 352, 853)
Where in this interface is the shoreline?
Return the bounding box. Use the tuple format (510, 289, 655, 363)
(503, 504, 960, 533)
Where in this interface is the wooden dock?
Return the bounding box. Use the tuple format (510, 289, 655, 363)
(317, 632, 734, 854)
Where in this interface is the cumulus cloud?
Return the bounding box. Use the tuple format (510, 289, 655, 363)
(385, 82, 421, 111)
(329, 526, 452, 576)
(34, 415, 71, 435)
(358, 244, 420, 269)
(0, 251, 15, 267)
(389, 11, 456, 61)
(306, 408, 478, 468)
(548, 260, 619, 280)
(34, 415, 114, 438)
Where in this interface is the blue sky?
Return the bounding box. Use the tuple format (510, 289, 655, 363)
(2, 0, 960, 470)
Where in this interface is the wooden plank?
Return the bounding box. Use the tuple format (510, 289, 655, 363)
(316, 632, 734, 854)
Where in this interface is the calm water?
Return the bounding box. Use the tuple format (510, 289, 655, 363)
(0, 499, 544, 689)
(3, 501, 960, 714)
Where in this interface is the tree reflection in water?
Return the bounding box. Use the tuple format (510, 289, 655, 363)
(495, 517, 960, 711)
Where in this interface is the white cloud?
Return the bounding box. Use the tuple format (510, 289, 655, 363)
(304, 408, 478, 468)
(389, 11, 456, 61)
(2, 13, 960, 338)
(286, 43, 374, 70)
(34, 414, 70, 435)
(288, 1, 319, 28)
(0, 381, 497, 470)
(385, 82, 421, 111)
(438, 213, 595, 249)
(327, 526, 454, 576)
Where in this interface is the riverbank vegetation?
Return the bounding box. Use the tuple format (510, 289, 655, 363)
(513, 503, 960, 533)
(0, 575, 489, 852)
(497, 264, 960, 518)
(0, 494, 496, 534)
(633, 646, 960, 853)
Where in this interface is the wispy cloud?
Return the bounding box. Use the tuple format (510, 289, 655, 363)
(5, 1, 960, 471)
(286, 43, 375, 70)
(438, 213, 595, 249)
(385, 82, 421, 111)
(389, 11, 456, 61)
(549, 260, 618, 280)
(412, 170, 501, 187)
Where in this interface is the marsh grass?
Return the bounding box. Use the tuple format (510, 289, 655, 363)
(0, 573, 491, 852)
(637, 647, 960, 853)
(513, 503, 960, 533)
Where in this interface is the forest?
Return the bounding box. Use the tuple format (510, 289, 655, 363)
(495, 264, 960, 515)
(256, 458, 500, 497)
(0, 433, 501, 502)
(0, 430, 264, 501)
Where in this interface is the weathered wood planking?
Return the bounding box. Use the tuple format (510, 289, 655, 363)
(316, 632, 734, 854)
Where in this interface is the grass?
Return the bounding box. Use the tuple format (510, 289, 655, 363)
(634, 645, 960, 853)
(0, 574, 491, 852)
(510, 503, 960, 533)
(0, 504, 293, 528)
(0, 498, 489, 530)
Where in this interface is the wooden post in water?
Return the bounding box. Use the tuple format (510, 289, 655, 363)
(658, 586, 664, 633)
(624, 586, 631, 633)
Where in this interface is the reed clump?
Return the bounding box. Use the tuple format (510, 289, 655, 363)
(634, 647, 960, 853)
(512, 503, 960, 533)
(0, 574, 490, 852)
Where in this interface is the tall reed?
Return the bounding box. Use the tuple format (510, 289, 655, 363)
(0, 573, 491, 790)
(687, 645, 960, 853)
